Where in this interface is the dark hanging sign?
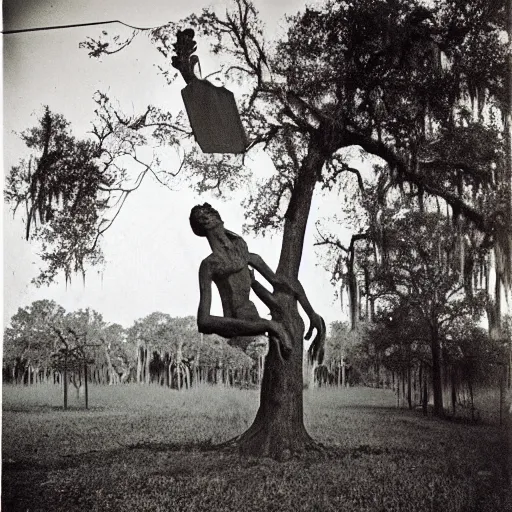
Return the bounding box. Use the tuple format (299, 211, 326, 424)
(181, 80, 248, 154)
(172, 29, 248, 154)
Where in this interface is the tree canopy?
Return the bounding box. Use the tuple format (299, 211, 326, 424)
(5, 0, 510, 290)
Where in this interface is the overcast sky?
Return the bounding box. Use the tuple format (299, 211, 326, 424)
(2, 0, 359, 334)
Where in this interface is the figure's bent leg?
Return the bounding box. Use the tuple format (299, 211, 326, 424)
(199, 314, 271, 339)
(269, 323, 292, 357)
(198, 314, 292, 358)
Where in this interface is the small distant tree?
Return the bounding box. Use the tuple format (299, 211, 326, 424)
(365, 303, 431, 405)
(127, 312, 175, 385)
(445, 318, 506, 414)
(127, 313, 202, 388)
(3, 300, 65, 384)
(99, 323, 130, 384)
(323, 321, 365, 387)
(51, 309, 124, 407)
(371, 210, 488, 416)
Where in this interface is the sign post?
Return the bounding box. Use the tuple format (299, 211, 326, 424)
(172, 29, 248, 154)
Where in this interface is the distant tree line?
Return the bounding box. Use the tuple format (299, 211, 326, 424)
(3, 301, 268, 390)
(5, 295, 508, 418)
(310, 313, 509, 420)
(316, 159, 511, 418)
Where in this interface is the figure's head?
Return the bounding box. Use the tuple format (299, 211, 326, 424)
(189, 203, 223, 237)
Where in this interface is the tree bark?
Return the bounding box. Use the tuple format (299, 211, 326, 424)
(430, 324, 444, 417)
(145, 346, 150, 385)
(104, 344, 116, 385)
(407, 364, 412, 410)
(237, 144, 325, 459)
(136, 344, 142, 384)
(84, 362, 89, 410)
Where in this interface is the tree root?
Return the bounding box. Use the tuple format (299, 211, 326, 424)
(211, 424, 327, 462)
(213, 434, 243, 451)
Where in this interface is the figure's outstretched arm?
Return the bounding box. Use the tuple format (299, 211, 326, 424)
(246, 266, 280, 314)
(197, 260, 292, 354)
(248, 253, 325, 363)
(248, 253, 279, 288)
(293, 279, 326, 364)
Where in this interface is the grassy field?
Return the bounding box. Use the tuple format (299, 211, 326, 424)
(2, 384, 510, 511)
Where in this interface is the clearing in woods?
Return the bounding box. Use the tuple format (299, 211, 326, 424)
(2, 384, 510, 511)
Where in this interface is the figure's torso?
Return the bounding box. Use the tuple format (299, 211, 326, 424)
(206, 234, 259, 321)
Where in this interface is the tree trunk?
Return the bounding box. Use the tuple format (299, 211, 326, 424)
(137, 344, 142, 384)
(431, 324, 444, 417)
(145, 347, 150, 385)
(74, 369, 82, 400)
(236, 144, 324, 459)
(413, 366, 418, 404)
(104, 344, 116, 385)
(164, 353, 170, 388)
(63, 360, 68, 410)
(422, 366, 428, 416)
(195, 333, 202, 388)
(237, 303, 311, 459)
(397, 373, 401, 408)
(407, 364, 412, 410)
(468, 377, 475, 422)
(509, 338, 512, 390)
(84, 362, 89, 410)
(184, 365, 191, 389)
(176, 342, 183, 391)
(451, 367, 457, 416)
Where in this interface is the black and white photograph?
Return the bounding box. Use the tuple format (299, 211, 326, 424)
(2, 0, 512, 510)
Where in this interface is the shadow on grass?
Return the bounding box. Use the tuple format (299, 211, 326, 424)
(126, 439, 216, 453)
(123, 439, 422, 462)
(3, 405, 106, 413)
(334, 404, 403, 412)
(337, 403, 501, 427)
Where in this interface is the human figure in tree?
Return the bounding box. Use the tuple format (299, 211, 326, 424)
(190, 203, 325, 358)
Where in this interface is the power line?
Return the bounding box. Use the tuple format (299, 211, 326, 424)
(1, 20, 165, 35)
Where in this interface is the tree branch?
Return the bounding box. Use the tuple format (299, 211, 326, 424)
(344, 130, 488, 232)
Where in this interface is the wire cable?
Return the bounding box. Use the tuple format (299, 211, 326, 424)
(1, 19, 166, 35)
